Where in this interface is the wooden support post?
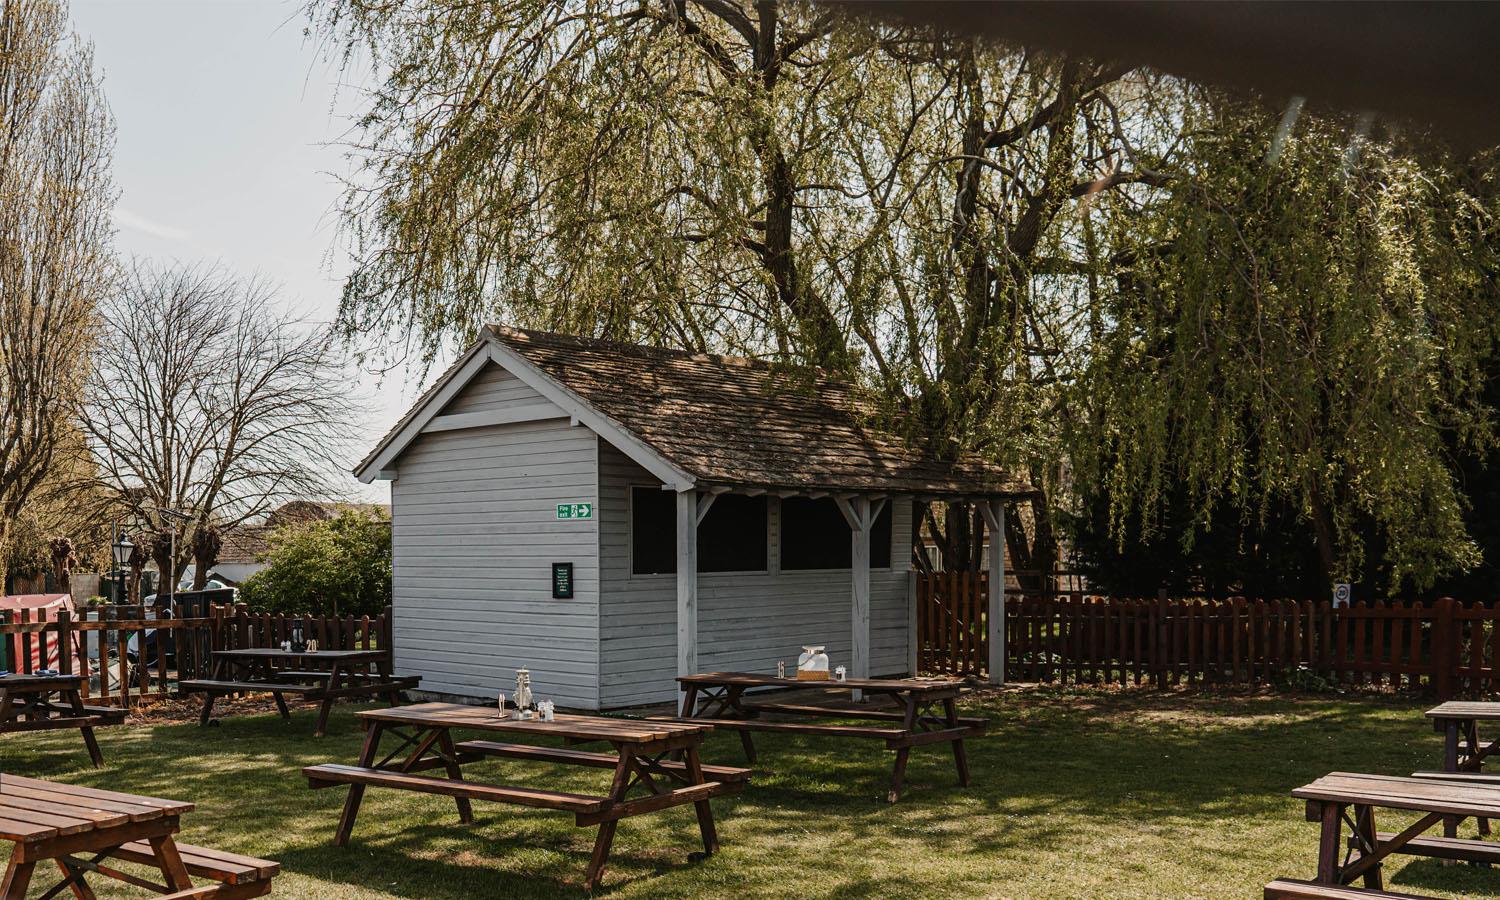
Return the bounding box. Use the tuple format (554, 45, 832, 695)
(676, 490, 699, 677)
(978, 499, 1006, 686)
(850, 496, 872, 685)
(906, 570, 918, 677)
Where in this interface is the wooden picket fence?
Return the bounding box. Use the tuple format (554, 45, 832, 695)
(917, 571, 1500, 698)
(0, 603, 392, 708)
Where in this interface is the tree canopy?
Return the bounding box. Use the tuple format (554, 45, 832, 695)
(313, 0, 1500, 595)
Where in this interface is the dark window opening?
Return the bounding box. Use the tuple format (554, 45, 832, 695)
(631, 488, 770, 575)
(780, 498, 892, 570)
(630, 487, 676, 575)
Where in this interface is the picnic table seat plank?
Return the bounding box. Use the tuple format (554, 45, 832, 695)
(741, 701, 988, 728)
(454, 739, 752, 782)
(1263, 878, 1437, 899)
(151, 881, 274, 900)
(1365, 831, 1500, 864)
(304, 763, 609, 813)
(677, 672, 962, 693)
(179, 680, 323, 695)
(112, 840, 281, 884)
(649, 715, 906, 739)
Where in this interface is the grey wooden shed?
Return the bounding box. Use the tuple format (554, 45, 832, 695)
(355, 327, 1026, 710)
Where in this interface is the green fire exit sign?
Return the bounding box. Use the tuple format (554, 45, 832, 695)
(556, 502, 594, 520)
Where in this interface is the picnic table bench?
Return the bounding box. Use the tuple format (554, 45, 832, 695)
(181, 648, 418, 736)
(304, 702, 748, 892)
(1268, 771, 1500, 899)
(0, 673, 125, 767)
(0, 774, 279, 899)
(658, 672, 986, 802)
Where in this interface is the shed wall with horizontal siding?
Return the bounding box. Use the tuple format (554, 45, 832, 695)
(389, 363, 602, 709)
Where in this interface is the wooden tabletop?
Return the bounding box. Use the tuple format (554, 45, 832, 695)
(0, 775, 192, 844)
(213, 648, 386, 661)
(1293, 772, 1500, 819)
(0, 673, 83, 691)
(678, 672, 966, 693)
(1425, 701, 1500, 720)
(358, 702, 714, 744)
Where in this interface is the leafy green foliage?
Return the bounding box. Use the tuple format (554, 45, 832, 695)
(238, 511, 391, 616)
(312, 1, 1500, 595)
(1071, 101, 1500, 593)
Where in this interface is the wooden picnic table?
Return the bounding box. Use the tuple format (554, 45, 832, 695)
(0, 774, 279, 899)
(181, 647, 419, 736)
(666, 672, 986, 802)
(0, 673, 124, 767)
(1424, 700, 1500, 838)
(1275, 771, 1500, 897)
(303, 702, 748, 892)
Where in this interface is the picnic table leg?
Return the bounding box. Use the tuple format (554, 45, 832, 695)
(942, 696, 971, 787)
(197, 692, 216, 727)
(1353, 805, 1383, 890)
(585, 746, 636, 892)
(436, 729, 475, 824)
(312, 663, 346, 737)
(888, 696, 920, 804)
(149, 834, 195, 892)
(335, 721, 383, 846)
(683, 743, 719, 856)
(65, 689, 105, 768)
(1466, 721, 1492, 836)
(1445, 719, 1461, 838)
(1, 851, 34, 900)
(726, 687, 757, 764)
(1314, 801, 1344, 884)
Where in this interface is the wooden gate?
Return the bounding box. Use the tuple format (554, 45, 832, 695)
(916, 571, 990, 676)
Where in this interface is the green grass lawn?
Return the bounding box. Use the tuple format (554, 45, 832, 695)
(5, 688, 1498, 899)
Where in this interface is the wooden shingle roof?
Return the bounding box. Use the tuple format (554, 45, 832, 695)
(486, 327, 1026, 497)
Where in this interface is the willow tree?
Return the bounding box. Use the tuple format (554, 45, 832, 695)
(1072, 99, 1500, 592)
(0, 0, 115, 559)
(312, 0, 1185, 581)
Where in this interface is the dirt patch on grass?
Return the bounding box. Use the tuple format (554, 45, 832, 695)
(122, 694, 306, 725)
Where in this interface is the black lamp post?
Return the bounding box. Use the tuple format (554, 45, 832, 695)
(111, 531, 134, 605)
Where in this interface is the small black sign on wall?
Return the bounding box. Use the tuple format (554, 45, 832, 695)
(551, 562, 574, 599)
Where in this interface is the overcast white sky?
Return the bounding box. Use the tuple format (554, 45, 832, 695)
(70, 0, 417, 504)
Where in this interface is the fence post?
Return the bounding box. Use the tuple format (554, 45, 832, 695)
(56, 610, 72, 676)
(1434, 597, 1456, 700)
(1154, 589, 1168, 690)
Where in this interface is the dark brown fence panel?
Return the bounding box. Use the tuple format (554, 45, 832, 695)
(0, 604, 393, 708)
(915, 573, 1500, 698)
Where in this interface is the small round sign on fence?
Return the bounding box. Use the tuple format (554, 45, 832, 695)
(1332, 583, 1351, 608)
